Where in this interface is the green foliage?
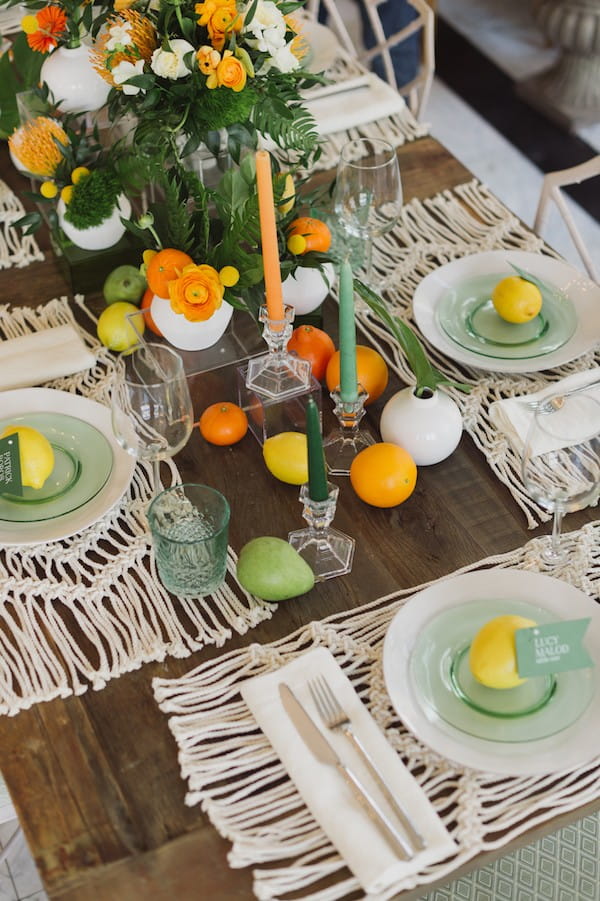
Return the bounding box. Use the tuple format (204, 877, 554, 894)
(64, 169, 120, 229)
(0, 34, 43, 139)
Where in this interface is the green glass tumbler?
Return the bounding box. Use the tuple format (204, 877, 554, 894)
(148, 483, 230, 596)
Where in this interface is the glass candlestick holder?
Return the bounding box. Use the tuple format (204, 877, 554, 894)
(245, 304, 311, 399)
(288, 483, 355, 581)
(323, 386, 375, 475)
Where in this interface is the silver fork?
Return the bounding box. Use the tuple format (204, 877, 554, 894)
(522, 376, 600, 413)
(309, 675, 426, 853)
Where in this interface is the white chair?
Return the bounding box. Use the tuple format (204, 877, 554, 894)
(534, 155, 600, 283)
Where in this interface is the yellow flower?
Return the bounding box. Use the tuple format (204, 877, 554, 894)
(168, 263, 224, 322)
(91, 9, 157, 86)
(286, 14, 310, 61)
(213, 50, 246, 91)
(8, 117, 68, 178)
(21, 14, 39, 34)
(197, 45, 220, 75)
(219, 265, 239, 287)
(114, 0, 136, 10)
(71, 166, 90, 184)
(61, 185, 73, 204)
(196, 0, 241, 51)
(40, 180, 58, 198)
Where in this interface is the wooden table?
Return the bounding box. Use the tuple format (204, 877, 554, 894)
(1, 137, 598, 900)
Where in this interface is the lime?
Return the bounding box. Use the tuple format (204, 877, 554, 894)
(469, 614, 537, 689)
(263, 432, 308, 484)
(492, 276, 542, 324)
(0, 425, 55, 490)
(97, 301, 144, 351)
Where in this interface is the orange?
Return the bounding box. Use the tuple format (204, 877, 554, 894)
(350, 443, 417, 507)
(146, 248, 194, 299)
(287, 325, 335, 381)
(286, 217, 332, 254)
(140, 287, 163, 336)
(325, 345, 389, 405)
(199, 402, 248, 446)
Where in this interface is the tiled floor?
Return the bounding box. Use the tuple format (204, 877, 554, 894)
(0, 822, 45, 901)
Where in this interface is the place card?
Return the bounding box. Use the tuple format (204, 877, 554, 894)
(515, 619, 592, 677)
(0, 433, 22, 495)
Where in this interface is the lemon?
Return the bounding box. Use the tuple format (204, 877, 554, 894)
(492, 276, 543, 324)
(469, 614, 537, 690)
(0, 425, 55, 490)
(277, 172, 295, 215)
(263, 432, 308, 484)
(97, 301, 144, 352)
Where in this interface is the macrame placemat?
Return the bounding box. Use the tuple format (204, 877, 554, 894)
(0, 179, 43, 269)
(153, 521, 600, 901)
(0, 298, 272, 717)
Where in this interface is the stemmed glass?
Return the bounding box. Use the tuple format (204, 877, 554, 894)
(111, 343, 194, 492)
(521, 393, 600, 565)
(333, 137, 403, 290)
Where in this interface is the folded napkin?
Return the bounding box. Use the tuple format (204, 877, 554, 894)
(304, 72, 406, 136)
(489, 369, 600, 457)
(0, 324, 96, 391)
(241, 646, 455, 897)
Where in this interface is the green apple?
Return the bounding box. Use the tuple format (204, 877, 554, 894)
(236, 536, 314, 602)
(103, 265, 146, 306)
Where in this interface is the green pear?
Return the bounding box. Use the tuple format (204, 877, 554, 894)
(236, 536, 314, 602)
(103, 265, 146, 306)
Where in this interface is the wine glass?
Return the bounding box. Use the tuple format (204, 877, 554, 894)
(333, 137, 403, 290)
(521, 393, 600, 564)
(111, 343, 194, 492)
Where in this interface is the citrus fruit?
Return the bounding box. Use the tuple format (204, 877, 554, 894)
(286, 217, 332, 254)
(287, 325, 335, 381)
(263, 432, 308, 484)
(350, 442, 417, 507)
(326, 345, 389, 405)
(140, 288, 163, 336)
(276, 172, 295, 215)
(97, 301, 143, 351)
(199, 402, 248, 446)
(0, 425, 55, 490)
(491, 276, 543, 324)
(146, 248, 194, 299)
(469, 614, 537, 689)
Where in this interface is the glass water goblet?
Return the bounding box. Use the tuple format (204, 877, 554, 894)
(521, 393, 600, 565)
(111, 343, 194, 493)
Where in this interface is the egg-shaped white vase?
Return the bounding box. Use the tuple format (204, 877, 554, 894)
(41, 45, 110, 114)
(57, 194, 131, 251)
(380, 386, 463, 465)
(150, 295, 234, 350)
(281, 263, 335, 315)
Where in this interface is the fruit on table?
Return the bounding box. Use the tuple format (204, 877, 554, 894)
(263, 432, 308, 484)
(286, 217, 332, 255)
(491, 276, 542, 323)
(0, 425, 54, 490)
(146, 248, 194, 299)
(236, 536, 315, 601)
(103, 265, 146, 306)
(199, 402, 248, 446)
(140, 287, 163, 337)
(97, 302, 143, 351)
(287, 325, 335, 381)
(325, 345, 389, 405)
(469, 614, 537, 689)
(350, 442, 417, 507)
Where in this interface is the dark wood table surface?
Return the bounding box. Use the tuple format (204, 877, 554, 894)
(1, 137, 598, 901)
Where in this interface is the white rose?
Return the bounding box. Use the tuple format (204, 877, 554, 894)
(106, 22, 132, 51)
(244, 0, 286, 52)
(112, 59, 146, 95)
(269, 44, 300, 73)
(151, 39, 195, 79)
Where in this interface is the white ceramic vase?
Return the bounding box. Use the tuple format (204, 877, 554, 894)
(150, 295, 234, 350)
(41, 45, 110, 114)
(57, 194, 131, 251)
(281, 263, 335, 315)
(380, 386, 463, 465)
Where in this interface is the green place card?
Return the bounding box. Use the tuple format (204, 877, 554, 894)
(0, 433, 22, 496)
(515, 619, 593, 677)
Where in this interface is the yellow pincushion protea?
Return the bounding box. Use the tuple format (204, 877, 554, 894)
(91, 9, 158, 87)
(8, 117, 68, 177)
(286, 14, 310, 62)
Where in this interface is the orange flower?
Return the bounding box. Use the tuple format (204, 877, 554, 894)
(197, 44, 220, 75)
(91, 9, 157, 86)
(168, 264, 224, 322)
(25, 6, 67, 53)
(210, 50, 246, 91)
(196, 0, 241, 51)
(8, 116, 68, 177)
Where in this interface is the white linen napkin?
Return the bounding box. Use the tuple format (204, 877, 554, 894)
(304, 72, 406, 136)
(0, 324, 96, 391)
(241, 646, 456, 898)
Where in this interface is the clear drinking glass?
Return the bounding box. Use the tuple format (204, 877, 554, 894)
(521, 393, 600, 564)
(148, 483, 230, 596)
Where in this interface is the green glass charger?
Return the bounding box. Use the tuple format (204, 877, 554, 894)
(436, 272, 577, 359)
(409, 598, 594, 743)
(0, 412, 113, 523)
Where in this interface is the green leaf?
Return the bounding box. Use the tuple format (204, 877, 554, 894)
(508, 262, 552, 296)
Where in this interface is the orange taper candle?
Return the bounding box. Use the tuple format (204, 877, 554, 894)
(255, 149, 285, 324)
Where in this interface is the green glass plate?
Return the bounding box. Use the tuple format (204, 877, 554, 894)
(0, 412, 113, 523)
(409, 598, 594, 743)
(436, 272, 577, 359)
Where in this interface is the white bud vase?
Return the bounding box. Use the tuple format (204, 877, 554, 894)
(380, 386, 463, 465)
(57, 194, 131, 251)
(150, 295, 234, 350)
(41, 45, 110, 114)
(281, 263, 335, 315)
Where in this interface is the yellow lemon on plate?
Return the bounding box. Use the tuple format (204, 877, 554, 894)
(97, 301, 143, 352)
(469, 614, 537, 689)
(263, 432, 308, 484)
(491, 276, 543, 324)
(0, 425, 55, 490)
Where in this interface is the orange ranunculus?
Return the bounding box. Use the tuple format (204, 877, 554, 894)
(196, 0, 241, 50)
(213, 50, 246, 91)
(197, 44, 220, 75)
(26, 5, 67, 53)
(168, 264, 224, 322)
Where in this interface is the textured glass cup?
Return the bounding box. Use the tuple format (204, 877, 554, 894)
(148, 484, 230, 596)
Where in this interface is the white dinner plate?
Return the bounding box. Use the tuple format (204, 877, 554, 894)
(383, 569, 600, 775)
(412, 251, 600, 373)
(0, 388, 135, 546)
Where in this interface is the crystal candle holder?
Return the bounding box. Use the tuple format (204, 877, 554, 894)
(323, 386, 375, 475)
(244, 304, 311, 399)
(288, 483, 355, 581)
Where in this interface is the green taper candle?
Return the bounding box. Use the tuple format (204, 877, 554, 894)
(305, 398, 329, 502)
(338, 260, 358, 403)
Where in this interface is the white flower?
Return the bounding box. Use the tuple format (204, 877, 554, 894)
(269, 44, 300, 73)
(106, 22, 132, 51)
(244, 0, 286, 54)
(112, 58, 146, 95)
(151, 39, 195, 79)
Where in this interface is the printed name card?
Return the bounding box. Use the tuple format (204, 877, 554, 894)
(515, 619, 592, 677)
(0, 433, 22, 495)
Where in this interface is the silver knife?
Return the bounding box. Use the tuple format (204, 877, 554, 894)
(279, 683, 413, 859)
